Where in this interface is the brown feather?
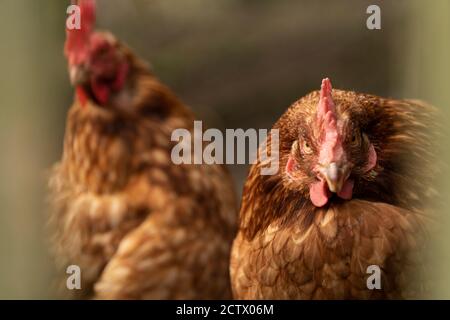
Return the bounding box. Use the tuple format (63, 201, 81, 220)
(231, 87, 440, 299)
(48, 37, 237, 299)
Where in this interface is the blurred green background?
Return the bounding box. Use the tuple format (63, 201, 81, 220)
(0, 0, 448, 298)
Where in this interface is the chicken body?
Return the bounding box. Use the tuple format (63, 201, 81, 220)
(48, 0, 236, 299)
(49, 93, 236, 299)
(231, 79, 438, 299)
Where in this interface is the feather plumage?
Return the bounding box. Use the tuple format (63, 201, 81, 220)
(48, 0, 237, 299)
(231, 79, 439, 299)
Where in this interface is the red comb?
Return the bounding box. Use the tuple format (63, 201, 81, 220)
(317, 78, 337, 127)
(64, 0, 96, 65)
(316, 78, 343, 164)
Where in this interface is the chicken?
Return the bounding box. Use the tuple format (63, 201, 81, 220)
(230, 78, 439, 299)
(48, 0, 237, 299)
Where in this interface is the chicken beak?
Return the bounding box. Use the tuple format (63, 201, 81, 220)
(319, 162, 351, 193)
(69, 65, 89, 86)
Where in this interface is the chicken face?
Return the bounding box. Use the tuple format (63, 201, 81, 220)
(65, 0, 129, 106)
(284, 78, 377, 207)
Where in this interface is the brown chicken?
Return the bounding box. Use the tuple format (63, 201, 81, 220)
(231, 78, 439, 299)
(48, 0, 236, 299)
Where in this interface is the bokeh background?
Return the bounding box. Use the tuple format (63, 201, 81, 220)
(0, 0, 449, 298)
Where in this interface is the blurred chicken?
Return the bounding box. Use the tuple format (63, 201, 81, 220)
(231, 78, 439, 299)
(48, 0, 236, 299)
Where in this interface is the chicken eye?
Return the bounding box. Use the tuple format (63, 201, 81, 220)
(301, 140, 313, 155)
(351, 130, 361, 146)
